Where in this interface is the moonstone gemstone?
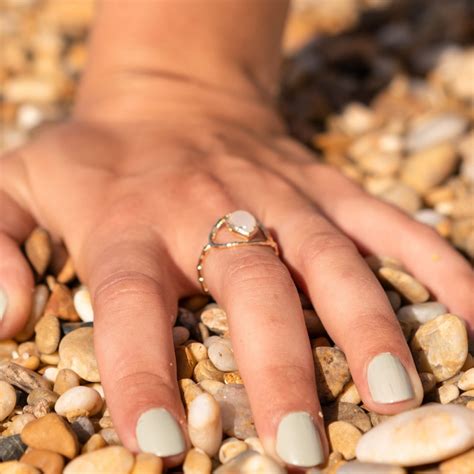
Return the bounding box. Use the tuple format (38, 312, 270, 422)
(356, 404, 474, 466)
(227, 210, 257, 238)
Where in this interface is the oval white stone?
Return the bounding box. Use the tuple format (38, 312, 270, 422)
(73, 286, 94, 323)
(356, 404, 474, 466)
(397, 302, 447, 324)
(227, 210, 257, 237)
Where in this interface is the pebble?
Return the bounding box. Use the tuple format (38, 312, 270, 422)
(63, 446, 134, 474)
(328, 420, 362, 460)
(437, 384, 460, 404)
(410, 314, 468, 382)
(55, 386, 102, 420)
(58, 327, 100, 382)
(131, 453, 163, 474)
(338, 382, 361, 404)
(183, 448, 212, 474)
(187, 342, 208, 362)
(244, 437, 265, 455)
(323, 402, 372, 433)
(61, 322, 93, 335)
(200, 304, 229, 334)
(0, 435, 28, 462)
(42, 367, 59, 383)
(218, 437, 248, 464)
(27, 388, 58, 408)
(356, 404, 474, 466)
(223, 371, 243, 384)
(198, 379, 225, 396)
(175, 346, 197, 380)
(24, 228, 52, 276)
(338, 461, 406, 473)
(0, 381, 17, 421)
(44, 284, 80, 322)
(0, 462, 40, 474)
(70, 416, 95, 443)
(73, 286, 94, 323)
(397, 302, 448, 324)
(401, 143, 459, 194)
(100, 427, 121, 445)
(0, 361, 51, 393)
(20, 449, 64, 474)
(405, 114, 468, 152)
(21, 413, 79, 458)
(313, 347, 351, 403)
(81, 433, 106, 454)
(193, 359, 225, 383)
(188, 392, 222, 456)
(53, 368, 81, 395)
(203, 335, 222, 349)
(378, 267, 430, 304)
(182, 381, 204, 407)
(458, 368, 474, 391)
(173, 326, 190, 346)
(34, 315, 60, 355)
(214, 450, 285, 474)
(214, 385, 257, 439)
(419, 372, 437, 394)
(6, 414, 36, 436)
(208, 339, 237, 372)
(439, 448, 474, 474)
(379, 182, 422, 214)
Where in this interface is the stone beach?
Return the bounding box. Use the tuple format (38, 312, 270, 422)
(1, 0, 474, 472)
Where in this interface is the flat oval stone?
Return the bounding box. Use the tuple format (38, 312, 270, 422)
(63, 446, 134, 474)
(338, 461, 406, 473)
(356, 404, 474, 466)
(34, 315, 60, 355)
(208, 340, 237, 372)
(55, 386, 103, 420)
(410, 314, 468, 382)
(0, 361, 51, 393)
(58, 328, 99, 382)
(200, 305, 229, 335)
(397, 302, 447, 324)
(378, 267, 429, 304)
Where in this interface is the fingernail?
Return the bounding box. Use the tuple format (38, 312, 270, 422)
(136, 408, 185, 457)
(276, 411, 324, 467)
(367, 352, 415, 403)
(0, 286, 7, 321)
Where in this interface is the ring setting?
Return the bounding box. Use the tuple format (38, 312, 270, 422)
(197, 210, 279, 293)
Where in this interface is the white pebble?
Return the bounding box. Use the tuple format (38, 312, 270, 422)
(43, 366, 59, 383)
(208, 340, 237, 372)
(356, 404, 474, 466)
(73, 286, 94, 323)
(55, 386, 103, 419)
(397, 302, 447, 324)
(188, 392, 222, 456)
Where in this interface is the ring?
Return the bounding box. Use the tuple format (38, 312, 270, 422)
(197, 210, 279, 293)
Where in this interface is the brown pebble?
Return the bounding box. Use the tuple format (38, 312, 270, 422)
(183, 448, 212, 474)
(64, 446, 134, 474)
(439, 448, 474, 473)
(193, 359, 224, 383)
(313, 347, 351, 403)
(327, 420, 362, 460)
(44, 284, 80, 322)
(27, 388, 58, 408)
(20, 449, 65, 474)
(176, 346, 197, 380)
(21, 413, 79, 458)
(0, 462, 40, 474)
(81, 433, 107, 454)
(34, 315, 60, 355)
(378, 267, 429, 304)
(53, 369, 81, 395)
(131, 453, 163, 474)
(25, 228, 52, 276)
(223, 372, 243, 384)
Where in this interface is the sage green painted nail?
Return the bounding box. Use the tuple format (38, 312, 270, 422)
(0, 286, 7, 321)
(276, 411, 324, 467)
(136, 408, 185, 457)
(367, 352, 414, 403)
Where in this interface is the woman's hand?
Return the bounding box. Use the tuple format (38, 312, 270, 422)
(1, 73, 472, 468)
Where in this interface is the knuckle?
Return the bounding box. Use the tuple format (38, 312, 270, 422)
(94, 270, 165, 309)
(182, 171, 232, 210)
(223, 252, 290, 289)
(298, 230, 357, 270)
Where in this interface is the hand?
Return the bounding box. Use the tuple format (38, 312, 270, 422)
(1, 75, 472, 468)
